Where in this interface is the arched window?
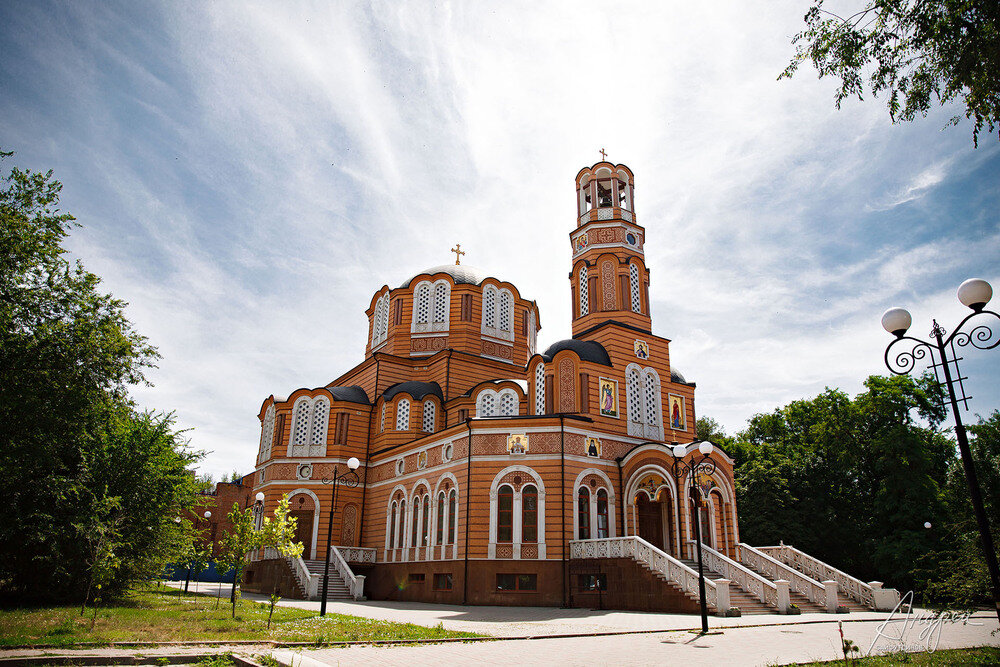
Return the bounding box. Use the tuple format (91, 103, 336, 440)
(522, 485, 538, 543)
(411, 280, 451, 334)
(372, 293, 390, 348)
(416, 284, 431, 323)
(380, 403, 386, 433)
(489, 468, 547, 559)
(476, 391, 497, 417)
(577, 487, 591, 539)
(534, 364, 545, 415)
(396, 398, 410, 431)
(422, 400, 435, 433)
(258, 404, 275, 462)
(481, 286, 515, 341)
(579, 266, 589, 316)
(497, 485, 513, 543)
(436, 492, 446, 545)
(498, 389, 518, 416)
(483, 286, 496, 329)
(388, 501, 397, 552)
(626, 364, 663, 439)
(434, 283, 448, 323)
(411, 499, 419, 547)
(448, 489, 458, 544)
(597, 489, 609, 538)
(397, 499, 406, 549)
(309, 398, 329, 446)
(527, 310, 537, 355)
(421, 495, 430, 546)
(629, 263, 641, 313)
(290, 396, 328, 456)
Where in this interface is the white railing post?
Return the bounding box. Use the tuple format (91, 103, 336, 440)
(868, 581, 901, 611)
(824, 580, 839, 613)
(715, 579, 731, 616)
(775, 580, 790, 613)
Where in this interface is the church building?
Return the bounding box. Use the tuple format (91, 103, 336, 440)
(243, 160, 897, 615)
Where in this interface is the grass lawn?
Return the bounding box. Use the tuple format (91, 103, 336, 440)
(792, 646, 1000, 665)
(0, 585, 483, 647)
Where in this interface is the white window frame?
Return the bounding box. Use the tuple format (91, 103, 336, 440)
(626, 363, 664, 440)
(412, 279, 451, 334)
(422, 400, 436, 433)
(476, 388, 519, 418)
(481, 285, 515, 342)
(258, 404, 275, 463)
(579, 265, 589, 316)
(395, 398, 410, 431)
(534, 363, 545, 415)
(290, 396, 328, 456)
(572, 469, 617, 540)
(372, 292, 390, 349)
(629, 262, 641, 313)
(488, 466, 546, 559)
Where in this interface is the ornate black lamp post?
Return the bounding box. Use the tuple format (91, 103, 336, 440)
(881, 277, 1000, 623)
(319, 457, 361, 616)
(671, 440, 716, 634)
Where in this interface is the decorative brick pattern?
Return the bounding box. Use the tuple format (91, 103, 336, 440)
(496, 544, 513, 559)
(559, 358, 576, 412)
(481, 339, 513, 360)
(340, 503, 358, 546)
(601, 260, 617, 311)
(521, 545, 538, 559)
(411, 336, 448, 353)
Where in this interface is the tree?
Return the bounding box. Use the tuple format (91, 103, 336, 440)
(218, 495, 302, 618)
(781, 0, 1000, 146)
(0, 150, 199, 602)
(732, 374, 953, 595)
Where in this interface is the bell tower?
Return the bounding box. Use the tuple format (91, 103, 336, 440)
(569, 161, 651, 337)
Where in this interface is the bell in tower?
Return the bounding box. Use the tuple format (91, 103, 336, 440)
(569, 159, 651, 338)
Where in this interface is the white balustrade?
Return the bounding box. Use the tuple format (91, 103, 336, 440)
(570, 537, 727, 616)
(337, 546, 377, 564)
(757, 544, 899, 610)
(691, 541, 782, 611)
(330, 545, 366, 601)
(738, 543, 828, 609)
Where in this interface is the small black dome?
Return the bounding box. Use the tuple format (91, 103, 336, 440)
(541, 339, 613, 367)
(671, 368, 689, 384)
(399, 264, 488, 288)
(382, 381, 444, 402)
(326, 385, 370, 405)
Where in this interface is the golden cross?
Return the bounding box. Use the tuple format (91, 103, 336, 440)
(599, 148, 607, 161)
(451, 243, 465, 265)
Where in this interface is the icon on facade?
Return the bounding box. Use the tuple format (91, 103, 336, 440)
(634, 339, 649, 360)
(507, 434, 529, 455)
(598, 377, 619, 418)
(585, 437, 601, 458)
(669, 394, 686, 430)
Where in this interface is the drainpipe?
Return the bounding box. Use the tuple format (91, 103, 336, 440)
(358, 357, 380, 543)
(560, 415, 567, 608)
(463, 418, 473, 605)
(616, 456, 625, 537)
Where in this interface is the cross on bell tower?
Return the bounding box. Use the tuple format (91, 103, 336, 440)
(450, 243, 466, 265)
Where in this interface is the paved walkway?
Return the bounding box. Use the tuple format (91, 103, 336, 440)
(167, 581, 916, 637)
(272, 616, 999, 667)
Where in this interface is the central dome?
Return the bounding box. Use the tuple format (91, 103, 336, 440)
(399, 264, 489, 288)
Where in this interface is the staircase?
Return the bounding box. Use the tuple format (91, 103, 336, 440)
(302, 559, 353, 600)
(679, 560, 773, 615)
(734, 559, 828, 613)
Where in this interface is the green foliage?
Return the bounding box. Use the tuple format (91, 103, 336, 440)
(695, 416, 734, 450)
(781, 0, 1000, 146)
(733, 374, 954, 594)
(0, 151, 201, 603)
(219, 495, 303, 617)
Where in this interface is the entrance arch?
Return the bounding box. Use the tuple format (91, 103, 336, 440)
(624, 466, 679, 557)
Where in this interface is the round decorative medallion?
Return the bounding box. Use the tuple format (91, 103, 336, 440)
(443, 443, 453, 462)
(626, 232, 637, 245)
(296, 463, 313, 480)
(513, 475, 522, 485)
(395, 458, 405, 476)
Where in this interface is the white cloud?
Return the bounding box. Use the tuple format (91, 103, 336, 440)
(2, 0, 998, 476)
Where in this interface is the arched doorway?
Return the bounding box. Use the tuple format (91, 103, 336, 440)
(634, 488, 676, 555)
(687, 487, 714, 553)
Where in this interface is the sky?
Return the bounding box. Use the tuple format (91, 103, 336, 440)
(2, 1, 998, 480)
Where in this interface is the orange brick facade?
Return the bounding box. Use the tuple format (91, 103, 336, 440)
(247, 162, 740, 606)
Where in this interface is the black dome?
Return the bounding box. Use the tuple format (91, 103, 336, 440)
(399, 264, 488, 288)
(326, 385, 370, 405)
(541, 339, 613, 367)
(382, 381, 444, 402)
(671, 368, 690, 385)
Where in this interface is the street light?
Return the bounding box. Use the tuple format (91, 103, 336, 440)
(882, 277, 1000, 624)
(320, 457, 361, 616)
(671, 440, 716, 633)
(252, 492, 265, 531)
